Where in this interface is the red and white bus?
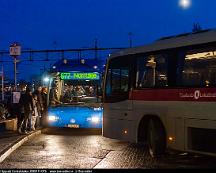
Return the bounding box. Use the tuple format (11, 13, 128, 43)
(103, 29, 216, 157)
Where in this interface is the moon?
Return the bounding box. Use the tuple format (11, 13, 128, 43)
(179, 0, 191, 9)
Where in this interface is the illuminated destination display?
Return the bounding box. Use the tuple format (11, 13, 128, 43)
(60, 72, 100, 80)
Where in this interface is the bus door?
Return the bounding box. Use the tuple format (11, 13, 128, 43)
(104, 56, 133, 119)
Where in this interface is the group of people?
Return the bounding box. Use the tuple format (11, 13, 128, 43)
(61, 85, 95, 103)
(18, 86, 47, 134)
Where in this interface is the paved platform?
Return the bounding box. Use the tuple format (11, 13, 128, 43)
(0, 130, 41, 163)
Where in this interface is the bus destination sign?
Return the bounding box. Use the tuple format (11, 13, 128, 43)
(60, 72, 100, 80)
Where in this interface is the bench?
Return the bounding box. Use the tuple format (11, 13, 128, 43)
(0, 118, 17, 131)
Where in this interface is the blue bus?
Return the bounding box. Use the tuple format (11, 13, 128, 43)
(46, 58, 105, 129)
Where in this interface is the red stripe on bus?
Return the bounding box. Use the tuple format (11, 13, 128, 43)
(130, 88, 216, 102)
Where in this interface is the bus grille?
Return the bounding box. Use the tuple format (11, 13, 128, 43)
(188, 127, 216, 153)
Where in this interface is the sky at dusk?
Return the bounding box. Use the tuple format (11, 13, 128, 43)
(0, 0, 216, 82)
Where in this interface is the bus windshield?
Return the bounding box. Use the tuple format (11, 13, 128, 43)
(61, 83, 100, 104)
(49, 72, 102, 107)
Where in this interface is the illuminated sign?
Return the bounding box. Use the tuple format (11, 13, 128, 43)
(60, 72, 100, 80)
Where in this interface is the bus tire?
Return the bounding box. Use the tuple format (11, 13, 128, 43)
(147, 119, 166, 157)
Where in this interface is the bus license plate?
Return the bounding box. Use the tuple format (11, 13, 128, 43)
(68, 124, 80, 128)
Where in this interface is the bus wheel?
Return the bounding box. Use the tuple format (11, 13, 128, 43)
(147, 119, 166, 158)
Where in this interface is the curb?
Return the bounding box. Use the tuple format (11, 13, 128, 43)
(0, 130, 41, 163)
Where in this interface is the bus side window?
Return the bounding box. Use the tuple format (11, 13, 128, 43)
(155, 56, 168, 87)
(136, 58, 153, 88)
(181, 49, 216, 87)
(112, 69, 121, 93)
(136, 54, 168, 88)
(121, 69, 129, 92)
(142, 68, 155, 87)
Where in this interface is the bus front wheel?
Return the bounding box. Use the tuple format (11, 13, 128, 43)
(147, 119, 166, 157)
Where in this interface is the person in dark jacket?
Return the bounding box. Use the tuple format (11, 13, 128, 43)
(33, 86, 44, 128)
(17, 86, 26, 128)
(41, 87, 48, 126)
(41, 87, 48, 110)
(49, 87, 61, 105)
(18, 87, 34, 134)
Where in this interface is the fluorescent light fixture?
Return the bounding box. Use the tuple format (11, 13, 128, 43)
(186, 51, 216, 60)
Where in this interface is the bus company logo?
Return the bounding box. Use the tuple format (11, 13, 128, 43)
(179, 90, 216, 100)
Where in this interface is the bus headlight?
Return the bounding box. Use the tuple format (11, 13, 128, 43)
(48, 115, 59, 122)
(87, 116, 100, 124)
(94, 107, 102, 111)
(70, 118, 76, 124)
(91, 116, 100, 123)
(86, 116, 100, 124)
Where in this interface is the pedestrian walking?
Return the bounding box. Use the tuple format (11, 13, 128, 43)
(18, 87, 34, 134)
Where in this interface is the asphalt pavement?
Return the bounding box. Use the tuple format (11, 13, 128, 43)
(1, 128, 216, 169)
(0, 130, 41, 163)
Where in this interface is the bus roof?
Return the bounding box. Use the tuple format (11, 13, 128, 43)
(52, 58, 106, 73)
(110, 29, 216, 58)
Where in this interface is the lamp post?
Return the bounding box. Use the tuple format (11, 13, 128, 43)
(9, 43, 21, 91)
